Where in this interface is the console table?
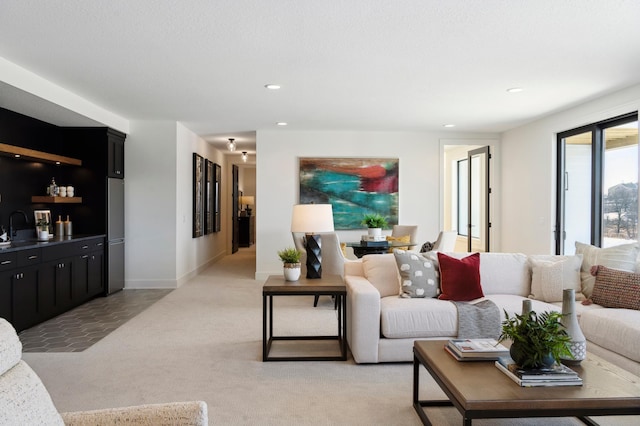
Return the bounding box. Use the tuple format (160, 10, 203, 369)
(262, 274, 347, 361)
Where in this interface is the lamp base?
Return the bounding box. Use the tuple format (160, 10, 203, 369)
(305, 234, 322, 279)
(246, 207, 252, 216)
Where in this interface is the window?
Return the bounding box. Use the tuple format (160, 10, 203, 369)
(556, 113, 638, 254)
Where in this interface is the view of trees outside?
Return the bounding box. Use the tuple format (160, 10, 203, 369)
(603, 122, 638, 247)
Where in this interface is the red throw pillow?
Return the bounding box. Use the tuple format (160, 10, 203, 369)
(437, 252, 483, 301)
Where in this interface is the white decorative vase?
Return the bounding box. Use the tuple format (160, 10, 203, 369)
(368, 228, 382, 238)
(283, 263, 301, 282)
(560, 289, 587, 365)
(37, 229, 49, 241)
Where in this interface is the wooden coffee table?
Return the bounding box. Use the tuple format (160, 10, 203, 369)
(262, 274, 347, 361)
(413, 340, 640, 425)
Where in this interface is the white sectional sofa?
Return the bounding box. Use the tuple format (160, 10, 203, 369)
(345, 249, 640, 376)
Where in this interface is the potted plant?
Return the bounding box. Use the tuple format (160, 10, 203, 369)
(278, 247, 302, 281)
(361, 213, 388, 239)
(498, 309, 573, 369)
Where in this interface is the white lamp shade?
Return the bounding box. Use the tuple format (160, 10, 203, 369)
(239, 195, 254, 206)
(290, 204, 334, 233)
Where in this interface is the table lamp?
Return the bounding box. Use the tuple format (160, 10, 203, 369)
(240, 195, 255, 216)
(290, 204, 334, 279)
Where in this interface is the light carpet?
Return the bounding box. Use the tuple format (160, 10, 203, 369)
(23, 246, 637, 425)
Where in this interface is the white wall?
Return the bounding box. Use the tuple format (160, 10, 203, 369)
(176, 123, 227, 284)
(126, 121, 179, 288)
(255, 130, 499, 280)
(126, 121, 227, 289)
(501, 84, 640, 254)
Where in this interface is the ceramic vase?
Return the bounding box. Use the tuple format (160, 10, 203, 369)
(368, 228, 382, 238)
(283, 263, 301, 282)
(560, 289, 586, 365)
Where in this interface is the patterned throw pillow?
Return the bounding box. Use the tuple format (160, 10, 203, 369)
(387, 235, 411, 252)
(590, 265, 640, 310)
(529, 255, 583, 302)
(393, 249, 439, 298)
(575, 241, 639, 298)
(437, 252, 484, 301)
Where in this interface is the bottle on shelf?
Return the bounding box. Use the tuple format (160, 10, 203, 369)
(49, 177, 59, 197)
(64, 215, 72, 236)
(55, 215, 64, 236)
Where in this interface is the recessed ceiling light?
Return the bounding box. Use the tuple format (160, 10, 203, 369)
(264, 84, 281, 90)
(443, 124, 455, 128)
(276, 122, 288, 126)
(506, 87, 524, 93)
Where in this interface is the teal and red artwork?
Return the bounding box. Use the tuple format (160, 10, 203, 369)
(299, 157, 399, 230)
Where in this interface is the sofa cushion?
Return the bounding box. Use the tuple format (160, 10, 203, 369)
(590, 265, 640, 310)
(380, 296, 457, 338)
(580, 308, 640, 363)
(361, 253, 400, 297)
(575, 241, 639, 298)
(393, 250, 439, 298)
(437, 252, 483, 301)
(529, 255, 583, 302)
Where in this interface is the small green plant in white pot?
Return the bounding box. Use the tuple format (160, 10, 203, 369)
(278, 247, 302, 281)
(361, 213, 388, 238)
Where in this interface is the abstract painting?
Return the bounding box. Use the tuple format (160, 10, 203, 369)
(299, 157, 399, 230)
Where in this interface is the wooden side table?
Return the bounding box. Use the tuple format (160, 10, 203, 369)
(262, 274, 347, 361)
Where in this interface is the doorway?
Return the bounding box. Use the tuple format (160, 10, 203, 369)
(442, 142, 494, 252)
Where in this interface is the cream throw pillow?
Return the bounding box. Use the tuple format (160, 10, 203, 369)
(575, 241, 639, 298)
(529, 255, 583, 302)
(362, 253, 401, 297)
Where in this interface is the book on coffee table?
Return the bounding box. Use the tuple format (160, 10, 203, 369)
(495, 357, 583, 387)
(446, 339, 509, 360)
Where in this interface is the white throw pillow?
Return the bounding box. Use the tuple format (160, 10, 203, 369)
(362, 253, 401, 297)
(575, 241, 639, 298)
(529, 255, 583, 302)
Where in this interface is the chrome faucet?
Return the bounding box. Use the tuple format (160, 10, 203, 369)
(9, 210, 29, 240)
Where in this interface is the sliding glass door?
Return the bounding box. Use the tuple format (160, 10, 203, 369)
(556, 113, 638, 254)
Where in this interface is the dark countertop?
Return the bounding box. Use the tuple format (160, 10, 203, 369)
(0, 234, 106, 252)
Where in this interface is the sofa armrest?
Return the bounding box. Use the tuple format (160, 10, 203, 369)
(345, 275, 381, 364)
(61, 400, 207, 426)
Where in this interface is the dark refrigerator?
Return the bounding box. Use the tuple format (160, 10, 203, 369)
(106, 178, 125, 294)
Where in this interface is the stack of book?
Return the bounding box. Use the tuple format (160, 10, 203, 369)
(444, 338, 510, 361)
(495, 356, 583, 387)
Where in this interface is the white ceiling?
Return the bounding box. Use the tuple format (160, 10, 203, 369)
(1, 1, 640, 154)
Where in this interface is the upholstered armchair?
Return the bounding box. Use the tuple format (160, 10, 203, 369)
(0, 318, 208, 426)
(432, 230, 457, 252)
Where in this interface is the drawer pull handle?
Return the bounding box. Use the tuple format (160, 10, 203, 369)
(82, 255, 89, 259)
(28, 255, 38, 260)
(82, 245, 89, 249)
(1, 260, 11, 265)
(97, 243, 104, 246)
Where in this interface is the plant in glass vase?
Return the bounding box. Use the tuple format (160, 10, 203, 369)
(498, 309, 573, 369)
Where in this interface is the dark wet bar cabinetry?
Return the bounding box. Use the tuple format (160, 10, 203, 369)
(0, 106, 124, 332)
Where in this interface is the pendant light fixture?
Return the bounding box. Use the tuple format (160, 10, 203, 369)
(227, 138, 236, 152)
(241, 151, 248, 162)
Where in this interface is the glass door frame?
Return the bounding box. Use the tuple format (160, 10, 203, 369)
(555, 112, 638, 254)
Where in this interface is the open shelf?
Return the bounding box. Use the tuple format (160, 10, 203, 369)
(0, 143, 82, 166)
(31, 196, 83, 204)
